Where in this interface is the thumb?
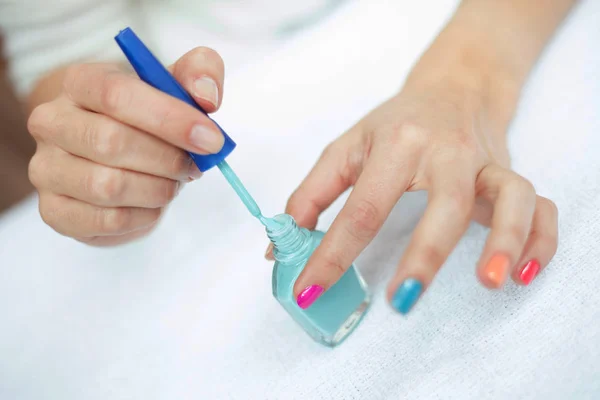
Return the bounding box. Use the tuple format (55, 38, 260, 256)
(168, 47, 225, 113)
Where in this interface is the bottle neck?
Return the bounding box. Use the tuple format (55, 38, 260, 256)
(266, 214, 313, 265)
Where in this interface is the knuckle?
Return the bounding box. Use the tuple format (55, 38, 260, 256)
(154, 104, 177, 133)
(419, 243, 447, 268)
(319, 253, 347, 276)
(100, 73, 131, 113)
(520, 178, 536, 195)
(441, 188, 473, 219)
(38, 195, 59, 228)
(39, 195, 84, 234)
(89, 168, 126, 203)
(452, 131, 479, 153)
(541, 232, 559, 254)
(319, 141, 350, 176)
(431, 140, 480, 171)
(390, 123, 428, 150)
(98, 207, 132, 233)
(506, 222, 528, 244)
(27, 103, 55, 139)
(448, 140, 480, 162)
(538, 196, 558, 217)
(166, 150, 191, 178)
(507, 176, 536, 196)
(155, 179, 178, 206)
(320, 141, 338, 160)
(28, 153, 48, 189)
(90, 121, 125, 158)
(537, 230, 559, 254)
(285, 191, 302, 215)
(346, 198, 382, 240)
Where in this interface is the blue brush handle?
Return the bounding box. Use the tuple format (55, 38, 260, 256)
(115, 27, 236, 172)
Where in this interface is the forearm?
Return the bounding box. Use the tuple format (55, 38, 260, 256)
(404, 0, 577, 132)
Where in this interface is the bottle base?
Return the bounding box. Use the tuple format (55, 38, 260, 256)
(320, 294, 371, 348)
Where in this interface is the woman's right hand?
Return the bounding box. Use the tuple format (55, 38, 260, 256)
(27, 47, 226, 246)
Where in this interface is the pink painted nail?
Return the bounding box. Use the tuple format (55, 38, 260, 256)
(297, 285, 324, 309)
(519, 259, 541, 285)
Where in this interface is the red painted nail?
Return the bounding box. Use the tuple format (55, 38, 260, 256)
(519, 259, 541, 285)
(297, 285, 324, 309)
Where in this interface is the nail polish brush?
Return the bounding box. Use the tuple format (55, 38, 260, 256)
(115, 27, 277, 229)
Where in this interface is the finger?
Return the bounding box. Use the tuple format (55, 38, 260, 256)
(267, 134, 364, 262)
(475, 164, 537, 288)
(512, 196, 559, 285)
(62, 64, 224, 154)
(169, 47, 225, 112)
(292, 145, 414, 308)
(30, 148, 179, 208)
(78, 223, 159, 247)
(264, 242, 275, 261)
(472, 196, 494, 227)
(470, 193, 558, 286)
(38, 191, 162, 238)
(30, 99, 202, 181)
(285, 133, 364, 230)
(387, 165, 475, 314)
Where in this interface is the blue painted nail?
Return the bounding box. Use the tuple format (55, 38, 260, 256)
(391, 279, 423, 314)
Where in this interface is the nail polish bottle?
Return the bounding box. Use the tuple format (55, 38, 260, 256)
(115, 27, 368, 346)
(267, 214, 370, 347)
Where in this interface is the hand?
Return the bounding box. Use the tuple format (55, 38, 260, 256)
(27, 48, 226, 246)
(283, 76, 558, 313)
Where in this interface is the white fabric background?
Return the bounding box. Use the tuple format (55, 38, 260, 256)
(1, 0, 599, 399)
(0, 0, 340, 95)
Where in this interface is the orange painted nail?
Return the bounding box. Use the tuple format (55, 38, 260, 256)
(482, 254, 511, 288)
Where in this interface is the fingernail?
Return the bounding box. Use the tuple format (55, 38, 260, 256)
(519, 259, 540, 285)
(391, 278, 423, 315)
(482, 254, 511, 288)
(297, 285, 324, 310)
(189, 125, 224, 154)
(192, 76, 219, 107)
(264, 243, 274, 261)
(188, 161, 203, 180)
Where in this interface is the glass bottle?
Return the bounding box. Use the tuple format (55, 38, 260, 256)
(267, 214, 370, 347)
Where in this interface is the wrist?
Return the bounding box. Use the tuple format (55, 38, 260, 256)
(403, 13, 524, 137)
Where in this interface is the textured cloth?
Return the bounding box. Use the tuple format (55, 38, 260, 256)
(1, 1, 599, 399)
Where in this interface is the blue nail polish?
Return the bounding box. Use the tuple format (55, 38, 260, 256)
(391, 279, 423, 314)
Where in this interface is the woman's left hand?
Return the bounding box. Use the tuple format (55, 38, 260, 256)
(279, 69, 558, 314)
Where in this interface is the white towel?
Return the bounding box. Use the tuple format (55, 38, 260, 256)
(0, 1, 599, 399)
